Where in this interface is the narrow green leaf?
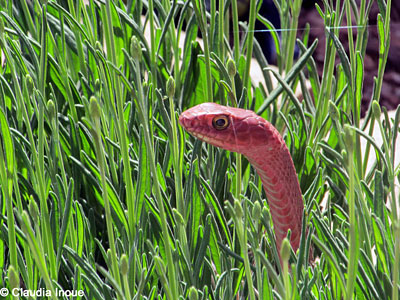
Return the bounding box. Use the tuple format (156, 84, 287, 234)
(0, 108, 14, 186)
(193, 214, 211, 280)
(256, 39, 318, 115)
(327, 29, 352, 85)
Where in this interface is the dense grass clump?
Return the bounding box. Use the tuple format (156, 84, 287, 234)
(0, 0, 398, 299)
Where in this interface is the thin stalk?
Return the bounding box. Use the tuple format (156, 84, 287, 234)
(133, 57, 179, 300)
(19, 211, 57, 300)
(104, 0, 136, 243)
(373, 102, 398, 222)
(3, 35, 56, 282)
(67, 0, 87, 78)
(47, 98, 68, 208)
(393, 221, 400, 300)
(20, 0, 37, 38)
(243, 0, 257, 91)
(161, 0, 181, 96)
(345, 0, 356, 79)
(210, 0, 216, 49)
(0, 118, 17, 272)
(363, 29, 390, 173)
(218, 0, 225, 58)
(309, 13, 337, 148)
(282, 260, 291, 300)
(148, 0, 157, 94)
(344, 126, 359, 300)
(121, 256, 132, 300)
(191, 0, 213, 101)
(167, 78, 190, 262)
(229, 61, 241, 201)
(345, 0, 363, 178)
(90, 97, 122, 298)
(241, 225, 256, 300)
(284, 0, 302, 73)
(373, 0, 391, 103)
(354, 0, 367, 55)
(38, 96, 58, 281)
(170, 17, 181, 93)
(231, 0, 240, 62)
(232, 200, 256, 300)
(250, 205, 265, 298)
(54, 10, 78, 122)
(167, 81, 184, 217)
(365, 0, 392, 176)
(36, 8, 58, 280)
(373, 104, 399, 297)
(235, 154, 241, 202)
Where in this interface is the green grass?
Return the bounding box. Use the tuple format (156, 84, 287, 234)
(0, 0, 399, 299)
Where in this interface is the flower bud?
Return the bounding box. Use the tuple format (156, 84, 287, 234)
(89, 96, 101, 122)
(252, 201, 261, 222)
(344, 125, 354, 152)
(120, 254, 129, 276)
(95, 41, 102, 52)
(107, 249, 112, 266)
(280, 237, 291, 262)
(173, 208, 184, 226)
(227, 59, 236, 77)
(29, 196, 39, 225)
(372, 100, 381, 120)
(154, 255, 166, 275)
(341, 149, 347, 162)
(130, 36, 142, 61)
(47, 100, 56, 122)
(188, 286, 198, 300)
(95, 79, 101, 93)
(262, 206, 270, 224)
(234, 200, 243, 219)
(26, 74, 34, 95)
(8, 265, 19, 290)
(166, 76, 175, 98)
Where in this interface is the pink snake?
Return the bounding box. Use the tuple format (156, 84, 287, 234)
(179, 102, 304, 256)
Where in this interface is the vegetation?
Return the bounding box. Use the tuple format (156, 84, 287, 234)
(0, 0, 398, 299)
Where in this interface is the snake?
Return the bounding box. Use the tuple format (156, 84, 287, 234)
(179, 102, 304, 256)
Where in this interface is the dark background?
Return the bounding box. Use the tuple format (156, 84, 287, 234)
(298, 1, 400, 116)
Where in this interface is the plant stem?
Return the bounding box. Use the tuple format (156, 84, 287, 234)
(231, 0, 240, 62)
(393, 221, 400, 300)
(104, 0, 136, 242)
(167, 80, 190, 262)
(243, 0, 257, 91)
(234, 200, 256, 300)
(133, 60, 179, 300)
(90, 98, 122, 295)
(218, 0, 225, 58)
(0, 110, 17, 272)
(192, 0, 213, 101)
(345, 126, 359, 300)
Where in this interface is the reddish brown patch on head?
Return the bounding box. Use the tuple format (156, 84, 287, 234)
(179, 103, 279, 155)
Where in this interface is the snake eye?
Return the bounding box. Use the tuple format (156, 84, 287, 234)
(212, 115, 230, 130)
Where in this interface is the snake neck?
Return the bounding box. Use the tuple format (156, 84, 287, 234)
(245, 144, 304, 254)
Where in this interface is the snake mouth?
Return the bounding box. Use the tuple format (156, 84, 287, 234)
(178, 112, 196, 133)
(179, 112, 231, 148)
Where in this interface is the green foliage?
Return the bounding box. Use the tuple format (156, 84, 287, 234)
(0, 0, 398, 299)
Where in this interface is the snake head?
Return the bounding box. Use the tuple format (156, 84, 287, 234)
(179, 102, 280, 155)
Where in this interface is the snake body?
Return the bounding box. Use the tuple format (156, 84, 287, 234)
(179, 103, 304, 255)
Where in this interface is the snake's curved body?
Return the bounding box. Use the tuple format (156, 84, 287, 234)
(179, 103, 304, 255)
